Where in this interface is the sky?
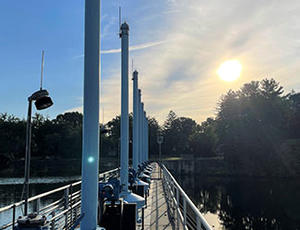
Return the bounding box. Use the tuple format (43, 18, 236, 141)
(1, 0, 300, 124)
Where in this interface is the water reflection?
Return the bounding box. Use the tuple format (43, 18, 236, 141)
(0, 176, 80, 185)
(176, 174, 300, 230)
(1, 174, 300, 229)
(0, 178, 79, 224)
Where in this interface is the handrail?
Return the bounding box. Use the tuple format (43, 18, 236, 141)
(0, 167, 119, 230)
(161, 163, 212, 230)
(0, 168, 118, 213)
(1, 164, 210, 230)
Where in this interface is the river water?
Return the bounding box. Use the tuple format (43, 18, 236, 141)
(0, 177, 80, 226)
(1, 175, 300, 229)
(176, 174, 300, 230)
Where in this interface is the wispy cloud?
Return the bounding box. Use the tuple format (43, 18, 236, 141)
(163, 9, 181, 14)
(103, 40, 166, 54)
(69, 0, 300, 124)
(73, 40, 166, 59)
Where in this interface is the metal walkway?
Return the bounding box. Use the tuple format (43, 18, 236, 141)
(143, 163, 173, 230)
(142, 163, 212, 230)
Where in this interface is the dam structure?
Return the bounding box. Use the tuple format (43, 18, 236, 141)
(0, 0, 212, 229)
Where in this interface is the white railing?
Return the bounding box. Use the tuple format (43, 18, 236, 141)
(161, 164, 212, 230)
(1, 163, 211, 230)
(0, 168, 119, 230)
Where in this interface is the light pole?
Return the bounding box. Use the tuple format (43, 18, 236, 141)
(119, 21, 144, 215)
(141, 103, 144, 164)
(157, 135, 163, 162)
(144, 116, 147, 162)
(132, 70, 139, 171)
(138, 90, 142, 166)
(157, 134, 163, 178)
(146, 118, 149, 162)
(24, 89, 53, 215)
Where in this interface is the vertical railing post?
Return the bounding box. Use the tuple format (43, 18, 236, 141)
(35, 198, 40, 214)
(197, 215, 203, 230)
(70, 184, 73, 226)
(51, 211, 55, 230)
(176, 187, 179, 230)
(183, 197, 187, 229)
(74, 200, 78, 221)
(64, 187, 69, 228)
(12, 204, 16, 229)
(172, 182, 175, 218)
(159, 164, 162, 179)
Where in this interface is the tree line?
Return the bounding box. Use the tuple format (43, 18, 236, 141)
(1, 78, 300, 176)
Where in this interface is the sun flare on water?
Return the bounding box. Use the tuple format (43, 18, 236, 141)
(217, 60, 242, 82)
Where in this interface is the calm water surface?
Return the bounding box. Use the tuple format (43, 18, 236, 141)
(176, 174, 300, 230)
(1, 175, 300, 229)
(0, 177, 80, 226)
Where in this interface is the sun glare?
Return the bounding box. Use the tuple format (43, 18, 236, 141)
(217, 60, 242, 82)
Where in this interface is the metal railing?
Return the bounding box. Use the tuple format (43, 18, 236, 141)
(161, 164, 212, 230)
(0, 168, 119, 230)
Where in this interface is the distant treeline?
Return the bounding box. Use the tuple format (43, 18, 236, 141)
(1, 78, 300, 176)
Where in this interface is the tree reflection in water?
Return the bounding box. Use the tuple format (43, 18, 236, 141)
(176, 174, 300, 230)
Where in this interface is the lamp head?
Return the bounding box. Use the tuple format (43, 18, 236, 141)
(35, 96, 53, 110)
(29, 89, 53, 110)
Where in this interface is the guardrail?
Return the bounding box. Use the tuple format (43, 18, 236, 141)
(0, 168, 119, 230)
(161, 164, 212, 230)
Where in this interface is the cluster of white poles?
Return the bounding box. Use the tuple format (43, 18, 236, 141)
(80, 1, 149, 228)
(119, 22, 149, 195)
(132, 71, 149, 173)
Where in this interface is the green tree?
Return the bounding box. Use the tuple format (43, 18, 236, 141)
(148, 117, 160, 158)
(216, 78, 291, 175)
(190, 118, 217, 157)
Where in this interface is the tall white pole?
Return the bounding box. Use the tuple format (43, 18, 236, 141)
(144, 111, 146, 163)
(138, 90, 142, 166)
(141, 103, 145, 164)
(146, 118, 149, 161)
(81, 0, 100, 229)
(132, 71, 139, 171)
(119, 26, 145, 212)
(120, 22, 129, 193)
(142, 112, 144, 163)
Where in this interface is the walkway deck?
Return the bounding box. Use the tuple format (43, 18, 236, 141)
(140, 163, 174, 230)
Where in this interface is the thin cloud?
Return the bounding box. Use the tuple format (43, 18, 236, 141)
(70, 0, 300, 124)
(102, 40, 166, 54)
(163, 9, 181, 14)
(74, 40, 166, 58)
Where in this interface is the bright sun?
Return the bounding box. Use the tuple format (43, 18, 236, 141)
(217, 60, 242, 82)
